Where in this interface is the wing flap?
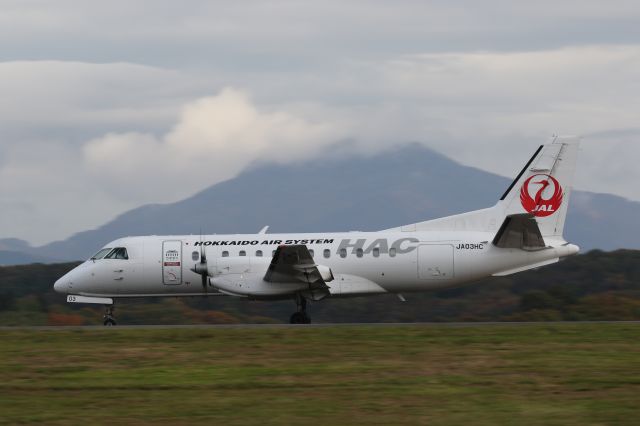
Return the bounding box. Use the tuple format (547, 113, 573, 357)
(264, 245, 330, 290)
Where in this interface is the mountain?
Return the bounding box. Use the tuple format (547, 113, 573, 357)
(0, 250, 57, 266)
(0, 239, 61, 265)
(5, 143, 640, 263)
(0, 238, 33, 252)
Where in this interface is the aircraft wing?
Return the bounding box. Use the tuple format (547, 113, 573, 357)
(264, 245, 331, 292)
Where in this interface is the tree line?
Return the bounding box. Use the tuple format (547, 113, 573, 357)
(0, 250, 638, 325)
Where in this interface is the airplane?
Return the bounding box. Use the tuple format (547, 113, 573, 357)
(54, 137, 581, 325)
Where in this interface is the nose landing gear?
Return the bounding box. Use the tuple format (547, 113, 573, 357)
(103, 305, 116, 326)
(289, 294, 311, 324)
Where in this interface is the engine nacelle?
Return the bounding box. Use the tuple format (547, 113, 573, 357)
(206, 256, 267, 277)
(210, 272, 309, 297)
(206, 257, 306, 297)
(326, 274, 387, 296)
(204, 255, 335, 298)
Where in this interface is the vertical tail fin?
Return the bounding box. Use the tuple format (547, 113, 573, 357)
(498, 136, 580, 239)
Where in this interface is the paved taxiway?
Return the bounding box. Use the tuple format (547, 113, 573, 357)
(1, 321, 638, 330)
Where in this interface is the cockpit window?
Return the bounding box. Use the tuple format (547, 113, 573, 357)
(105, 247, 129, 260)
(90, 248, 112, 260)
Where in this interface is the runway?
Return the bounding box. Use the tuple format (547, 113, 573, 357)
(2, 321, 639, 330)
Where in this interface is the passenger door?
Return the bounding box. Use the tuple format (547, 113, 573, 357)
(162, 240, 183, 285)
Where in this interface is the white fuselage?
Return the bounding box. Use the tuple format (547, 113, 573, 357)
(54, 230, 579, 300)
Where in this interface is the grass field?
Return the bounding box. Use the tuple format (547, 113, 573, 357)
(0, 324, 639, 425)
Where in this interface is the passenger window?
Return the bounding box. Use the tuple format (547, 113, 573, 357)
(192, 251, 199, 261)
(389, 248, 396, 257)
(256, 250, 263, 257)
(239, 250, 246, 257)
(339, 248, 347, 258)
(324, 249, 330, 259)
(105, 247, 128, 260)
(309, 249, 314, 258)
(356, 248, 363, 258)
(373, 247, 380, 258)
(222, 251, 229, 257)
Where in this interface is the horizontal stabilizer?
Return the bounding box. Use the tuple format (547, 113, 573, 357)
(492, 258, 559, 276)
(492, 213, 546, 250)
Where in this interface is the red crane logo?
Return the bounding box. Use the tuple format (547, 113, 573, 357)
(520, 174, 563, 217)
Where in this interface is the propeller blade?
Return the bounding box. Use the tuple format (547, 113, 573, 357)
(189, 231, 209, 295)
(199, 232, 207, 293)
(201, 273, 208, 292)
(200, 229, 207, 293)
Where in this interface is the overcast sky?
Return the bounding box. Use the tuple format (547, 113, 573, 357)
(1, 0, 639, 245)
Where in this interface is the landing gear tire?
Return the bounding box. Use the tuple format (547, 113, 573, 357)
(103, 305, 116, 326)
(103, 317, 116, 326)
(289, 295, 311, 324)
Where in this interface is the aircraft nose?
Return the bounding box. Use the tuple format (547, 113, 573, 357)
(53, 277, 64, 293)
(54, 272, 72, 294)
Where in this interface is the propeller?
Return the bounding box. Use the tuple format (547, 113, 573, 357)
(190, 232, 209, 294)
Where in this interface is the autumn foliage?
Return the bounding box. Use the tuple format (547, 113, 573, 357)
(47, 312, 85, 326)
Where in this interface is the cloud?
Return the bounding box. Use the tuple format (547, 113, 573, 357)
(1, 86, 346, 244)
(82, 88, 347, 202)
(2, 0, 640, 246)
(3, 43, 640, 246)
(4, 45, 640, 245)
(2, 1, 639, 64)
(0, 61, 201, 143)
(329, 46, 640, 198)
(0, 140, 132, 246)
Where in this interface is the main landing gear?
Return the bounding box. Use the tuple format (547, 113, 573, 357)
(289, 294, 311, 324)
(103, 305, 116, 326)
